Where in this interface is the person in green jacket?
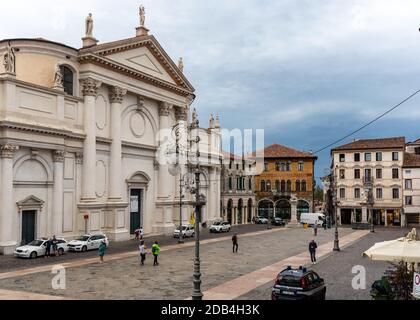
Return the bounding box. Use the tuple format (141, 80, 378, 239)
(151, 241, 160, 266)
(98, 240, 107, 264)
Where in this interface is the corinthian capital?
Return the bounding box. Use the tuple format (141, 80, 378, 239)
(0, 144, 19, 158)
(53, 150, 66, 162)
(175, 105, 188, 121)
(158, 101, 172, 116)
(109, 86, 127, 103)
(81, 77, 102, 96)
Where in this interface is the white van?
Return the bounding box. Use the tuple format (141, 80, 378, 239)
(300, 212, 325, 226)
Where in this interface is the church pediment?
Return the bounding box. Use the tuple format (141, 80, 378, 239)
(17, 195, 44, 209)
(78, 35, 194, 96)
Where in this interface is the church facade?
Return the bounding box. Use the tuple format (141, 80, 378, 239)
(0, 13, 222, 254)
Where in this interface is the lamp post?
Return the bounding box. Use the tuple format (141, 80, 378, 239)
(190, 120, 205, 300)
(363, 176, 374, 233)
(178, 173, 184, 243)
(332, 171, 340, 252)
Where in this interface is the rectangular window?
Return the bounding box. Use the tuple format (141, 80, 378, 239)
(228, 177, 232, 190)
(248, 178, 252, 190)
(266, 180, 271, 191)
(286, 162, 291, 171)
(376, 152, 382, 161)
(229, 161, 232, 169)
(392, 152, 399, 161)
(376, 188, 383, 199)
(354, 188, 360, 199)
(405, 196, 413, 205)
(275, 162, 280, 171)
(392, 188, 399, 199)
(354, 169, 360, 179)
(298, 162, 304, 171)
(339, 154, 345, 162)
(264, 162, 268, 172)
(364, 168, 372, 181)
(339, 169, 345, 179)
(339, 188, 345, 198)
(376, 168, 382, 179)
(365, 153, 371, 161)
(236, 163, 239, 170)
(354, 153, 360, 162)
(405, 179, 412, 189)
(242, 162, 245, 170)
(392, 168, 399, 179)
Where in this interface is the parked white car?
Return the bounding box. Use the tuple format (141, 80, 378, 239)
(14, 238, 68, 259)
(209, 221, 231, 233)
(256, 217, 269, 224)
(173, 225, 195, 238)
(67, 234, 109, 252)
(174, 225, 194, 238)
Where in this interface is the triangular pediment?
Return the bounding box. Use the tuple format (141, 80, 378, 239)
(17, 195, 44, 207)
(78, 35, 194, 94)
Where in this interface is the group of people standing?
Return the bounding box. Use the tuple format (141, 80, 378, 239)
(138, 240, 160, 266)
(44, 235, 59, 258)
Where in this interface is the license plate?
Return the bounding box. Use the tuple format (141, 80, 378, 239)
(282, 291, 295, 295)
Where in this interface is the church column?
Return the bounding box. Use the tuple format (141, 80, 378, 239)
(0, 144, 19, 254)
(52, 151, 65, 235)
(108, 86, 127, 201)
(81, 77, 101, 201)
(157, 102, 172, 199)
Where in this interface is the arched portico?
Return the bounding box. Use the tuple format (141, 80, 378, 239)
(275, 199, 291, 220)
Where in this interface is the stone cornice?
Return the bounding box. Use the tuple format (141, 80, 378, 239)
(77, 53, 194, 97)
(53, 150, 66, 162)
(0, 120, 85, 140)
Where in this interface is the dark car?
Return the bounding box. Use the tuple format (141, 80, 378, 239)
(272, 266, 326, 300)
(271, 217, 285, 226)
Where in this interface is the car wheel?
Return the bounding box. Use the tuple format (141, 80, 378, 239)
(227, 228, 230, 232)
(191, 232, 195, 237)
(30, 251, 37, 259)
(81, 246, 87, 252)
(58, 248, 64, 256)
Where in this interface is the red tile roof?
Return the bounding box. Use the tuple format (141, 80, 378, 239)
(403, 152, 420, 168)
(248, 143, 317, 159)
(331, 137, 405, 152)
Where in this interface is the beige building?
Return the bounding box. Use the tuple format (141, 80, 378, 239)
(0, 12, 222, 254)
(331, 137, 405, 226)
(220, 152, 256, 225)
(403, 139, 420, 226)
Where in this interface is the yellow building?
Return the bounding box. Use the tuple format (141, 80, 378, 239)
(254, 144, 317, 220)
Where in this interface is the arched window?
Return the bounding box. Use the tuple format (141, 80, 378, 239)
(266, 180, 271, 191)
(60, 65, 74, 96)
(296, 180, 301, 192)
(280, 180, 286, 192)
(260, 180, 266, 191)
(228, 177, 233, 190)
(248, 177, 252, 190)
(286, 180, 291, 192)
(301, 180, 307, 191)
(275, 180, 280, 192)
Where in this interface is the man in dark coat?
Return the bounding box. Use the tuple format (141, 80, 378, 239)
(309, 240, 317, 264)
(232, 233, 238, 253)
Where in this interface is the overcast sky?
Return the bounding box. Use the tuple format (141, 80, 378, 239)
(2, 0, 420, 182)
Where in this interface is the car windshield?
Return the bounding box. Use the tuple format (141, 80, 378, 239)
(277, 275, 301, 287)
(75, 236, 90, 241)
(212, 221, 221, 225)
(27, 240, 44, 246)
(181, 226, 188, 230)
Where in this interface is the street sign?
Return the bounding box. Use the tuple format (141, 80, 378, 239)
(413, 272, 420, 298)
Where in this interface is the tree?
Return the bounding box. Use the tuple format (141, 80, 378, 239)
(314, 185, 324, 202)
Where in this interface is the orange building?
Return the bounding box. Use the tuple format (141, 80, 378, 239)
(254, 144, 317, 220)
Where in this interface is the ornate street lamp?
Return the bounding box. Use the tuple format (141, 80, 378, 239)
(332, 171, 340, 252)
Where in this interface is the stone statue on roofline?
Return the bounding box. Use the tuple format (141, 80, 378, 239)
(53, 63, 63, 89)
(85, 13, 94, 37)
(209, 114, 214, 129)
(178, 57, 184, 72)
(139, 5, 145, 27)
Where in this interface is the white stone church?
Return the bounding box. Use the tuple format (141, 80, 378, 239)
(0, 12, 222, 254)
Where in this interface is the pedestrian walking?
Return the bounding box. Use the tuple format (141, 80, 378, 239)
(309, 239, 317, 264)
(44, 237, 52, 258)
(52, 235, 58, 256)
(151, 241, 160, 266)
(313, 220, 318, 236)
(232, 233, 238, 253)
(134, 228, 140, 240)
(139, 240, 146, 265)
(98, 240, 107, 264)
(139, 226, 144, 240)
